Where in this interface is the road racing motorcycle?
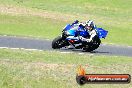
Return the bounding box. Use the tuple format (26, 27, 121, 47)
(52, 23, 108, 52)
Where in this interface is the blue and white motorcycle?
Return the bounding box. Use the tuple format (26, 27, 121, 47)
(52, 23, 108, 52)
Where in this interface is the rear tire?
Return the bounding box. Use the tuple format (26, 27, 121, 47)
(83, 36, 101, 52)
(92, 36, 101, 50)
(52, 36, 63, 49)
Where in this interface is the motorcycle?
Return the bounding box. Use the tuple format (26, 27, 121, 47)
(52, 23, 108, 52)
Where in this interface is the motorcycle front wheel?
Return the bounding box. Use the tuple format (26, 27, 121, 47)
(52, 36, 63, 49)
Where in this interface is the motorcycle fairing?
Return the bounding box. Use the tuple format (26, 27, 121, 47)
(95, 28, 108, 38)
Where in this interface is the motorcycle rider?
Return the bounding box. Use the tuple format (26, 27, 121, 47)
(80, 20, 97, 42)
(67, 20, 97, 43)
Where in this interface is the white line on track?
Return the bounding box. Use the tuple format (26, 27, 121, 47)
(60, 52, 73, 54)
(0, 47, 43, 51)
(0, 47, 95, 56)
(78, 53, 84, 55)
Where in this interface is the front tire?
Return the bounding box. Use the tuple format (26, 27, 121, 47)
(52, 36, 63, 49)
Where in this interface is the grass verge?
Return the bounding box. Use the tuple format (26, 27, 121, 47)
(0, 49, 132, 88)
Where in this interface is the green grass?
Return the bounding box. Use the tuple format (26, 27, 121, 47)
(0, 0, 132, 45)
(0, 49, 132, 88)
(0, 14, 65, 39)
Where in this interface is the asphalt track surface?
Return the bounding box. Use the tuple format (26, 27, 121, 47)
(0, 36, 132, 57)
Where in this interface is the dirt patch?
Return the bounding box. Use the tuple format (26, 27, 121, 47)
(0, 59, 75, 71)
(0, 5, 80, 22)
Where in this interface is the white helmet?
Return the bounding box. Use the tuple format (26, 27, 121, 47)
(84, 20, 94, 30)
(86, 20, 94, 27)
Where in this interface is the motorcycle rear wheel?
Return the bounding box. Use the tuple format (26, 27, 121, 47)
(82, 36, 101, 52)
